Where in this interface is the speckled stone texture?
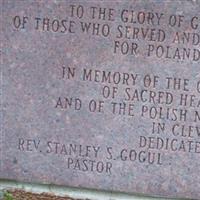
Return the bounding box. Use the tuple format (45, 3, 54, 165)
(1, 1, 200, 200)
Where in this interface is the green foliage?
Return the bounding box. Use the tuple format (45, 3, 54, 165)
(3, 192, 13, 200)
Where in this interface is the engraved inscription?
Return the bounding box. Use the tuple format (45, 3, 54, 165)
(1, 1, 200, 199)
